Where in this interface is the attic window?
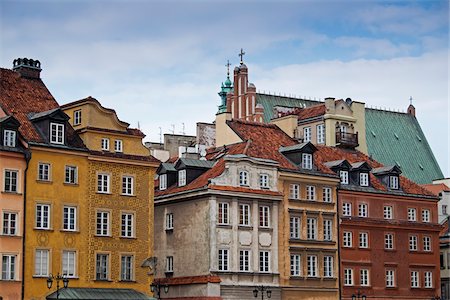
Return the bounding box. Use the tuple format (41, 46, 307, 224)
(390, 176, 399, 190)
(239, 171, 249, 186)
(159, 174, 167, 190)
(50, 123, 64, 144)
(340, 170, 349, 185)
(360, 173, 369, 186)
(73, 110, 81, 126)
(302, 153, 313, 170)
(3, 129, 16, 147)
(178, 170, 186, 186)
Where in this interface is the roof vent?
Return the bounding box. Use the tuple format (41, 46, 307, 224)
(416, 135, 422, 142)
(419, 163, 424, 170)
(394, 133, 399, 140)
(13, 58, 42, 79)
(371, 130, 376, 137)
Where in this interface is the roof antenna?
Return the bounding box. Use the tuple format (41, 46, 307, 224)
(180, 123, 186, 135)
(137, 121, 140, 130)
(159, 127, 162, 144)
(170, 124, 175, 134)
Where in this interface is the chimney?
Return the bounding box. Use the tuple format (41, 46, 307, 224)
(407, 104, 416, 117)
(13, 58, 42, 79)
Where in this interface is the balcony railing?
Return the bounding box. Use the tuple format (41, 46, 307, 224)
(336, 131, 359, 148)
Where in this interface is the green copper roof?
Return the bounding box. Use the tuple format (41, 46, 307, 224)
(46, 288, 154, 299)
(256, 93, 320, 123)
(365, 108, 442, 184)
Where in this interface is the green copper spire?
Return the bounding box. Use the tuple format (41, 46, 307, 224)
(217, 60, 233, 114)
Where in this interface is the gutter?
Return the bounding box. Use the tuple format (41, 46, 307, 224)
(21, 149, 31, 300)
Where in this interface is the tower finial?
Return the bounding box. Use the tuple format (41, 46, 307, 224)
(238, 48, 245, 65)
(225, 60, 231, 77)
(409, 96, 413, 105)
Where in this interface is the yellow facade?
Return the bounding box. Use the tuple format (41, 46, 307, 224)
(278, 171, 340, 300)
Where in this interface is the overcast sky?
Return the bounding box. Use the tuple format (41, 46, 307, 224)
(1, 0, 449, 177)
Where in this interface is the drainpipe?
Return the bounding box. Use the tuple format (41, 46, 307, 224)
(337, 188, 342, 300)
(21, 149, 31, 300)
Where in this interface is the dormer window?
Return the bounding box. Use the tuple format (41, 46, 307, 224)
(178, 169, 186, 186)
(239, 171, 249, 186)
(302, 153, 313, 170)
(73, 110, 81, 126)
(360, 173, 369, 186)
(50, 123, 64, 144)
(340, 170, 349, 184)
(390, 176, 399, 189)
(101, 138, 110, 151)
(3, 129, 16, 147)
(159, 174, 167, 190)
(114, 140, 123, 152)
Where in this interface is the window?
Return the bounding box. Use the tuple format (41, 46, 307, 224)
(302, 153, 313, 169)
(73, 110, 81, 125)
(323, 187, 332, 203)
(385, 233, 394, 250)
(411, 271, 419, 288)
(259, 206, 270, 228)
(317, 124, 325, 144)
(443, 205, 448, 215)
(239, 204, 251, 226)
(306, 185, 316, 200)
(323, 256, 333, 278)
(359, 232, 368, 248)
(96, 211, 110, 236)
(218, 249, 229, 271)
(358, 203, 368, 217)
(62, 251, 76, 278)
(344, 268, 353, 286)
(64, 166, 77, 184)
(342, 202, 352, 216)
(34, 249, 49, 276)
(260, 251, 270, 272)
(340, 170, 349, 184)
(360, 269, 370, 286)
(101, 138, 109, 151)
(239, 171, 249, 186)
(307, 217, 317, 240)
(422, 209, 430, 223)
(323, 219, 332, 241)
(290, 254, 301, 276)
(165, 213, 173, 230)
(159, 174, 167, 190)
(239, 250, 250, 272)
(50, 122, 64, 144)
(303, 127, 311, 142)
(290, 216, 300, 239)
(343, 231, 352, 247)
(259, 174, 269, 188)
(96, 254, 109, 280)
(121, 213, 134, 237)
(97, 173, 110, 193)
(2, 255, 16, 280)
(307, 255, 317, 277)
(4, 169, 18, 192)
(63, 206, 77, 231)
(114, 140, 123, 152)
(289, 184, 299, 199)
(424, 271, 433, 288)
(408, 208, 417, 221)
(390, 176, 399, 189)
(2, 212, 17, 235)
(36, 204, 50, 229)
(386, 269, 395, 287)
(38, 163, 50, 181)
(423, 236, 431, 252)
(165, 256, 173, 273)
(360, 173, 369, 186)
(4, 129, 16, 147)
(409, 235, 418, 251)
(384, 206, 393, 219)
(178, 169, 186, 186)
(121, 255, 134, 280)
(218, 202, 229, 225)
(122, 176, 134, 195)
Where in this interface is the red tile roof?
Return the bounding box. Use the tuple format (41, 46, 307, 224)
(0, 68, 59, 142)
(89, 150, 160, 163)
(421, 183, 450, 196)
(277, 104, 326, 120)
(80, 126, 145, 137)
(209, 184, 282, 196)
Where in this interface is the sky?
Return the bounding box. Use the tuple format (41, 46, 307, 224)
(1, 0, 449, 177)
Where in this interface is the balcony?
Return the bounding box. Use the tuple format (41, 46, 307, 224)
(336, 131, 359, 148)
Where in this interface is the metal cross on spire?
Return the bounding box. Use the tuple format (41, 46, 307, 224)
(239, 48, 245, 64)
(225, 60, 231, 76)
(409, 96, 413, 105)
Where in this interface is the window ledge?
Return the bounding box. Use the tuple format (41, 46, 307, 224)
(94, 279, 113, 282)
(119, 280, 136, 283)
(121, 194, 136, 197)
(36, 180, 52, 184)
(34, 228, 53, 232)
(1, 191, 22, 195)
(94, 234, 112, 238)
(63, 183, 79, 187)
(120, 236, 137, 240)
(259, 227, 272, 231)
(60, 230, 80, 234)
(238, 225, 253, 231)
(217, 224, 232, 228)
(97, 192, 112, 195)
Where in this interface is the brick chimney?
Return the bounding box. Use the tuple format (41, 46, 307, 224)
(13, 58, 42, 79)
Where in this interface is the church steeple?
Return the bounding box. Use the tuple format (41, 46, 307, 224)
(217, 60, 233, 114)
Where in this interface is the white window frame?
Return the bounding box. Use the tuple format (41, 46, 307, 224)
(424, 271, 433, 288)
(178, 169, 186, 186)
(2, 254, 16, 280)
(358, 203, 368, 218)
(340, 170, 349, 184)
(96, 253, 109, 280)
(422, 209, 430, 223)
(423, 236, 431, 252)
(165, 256, 173, 273)
(63, 206, 77, 231)
(218, 202, 229, 225)
(259, 206, 270, 228)
(38, 163, 51, 181)
(359, 232, 368, 248)
(239, 204, 251, 226)
(342, 202, 352, 216)
(4, 169, 18, 193)
(101, 138, 110, 151)
(323, 187, 332, 203)
(239, 170, 249, 186)
(307, 255, 317, 277)
(390, 175, 399, 189)
(218, 249, 229, 271)
(343, 231, 352, 247)
(290, 216, 300, 239)
(307, 217, 317, 240)
(359, 172, 369, 186)
(239, 250, 250, 272)
(121, 213, 134, 238)
(2, 212, 18, 235)
(62, 250, 76, 278)
(165, 213, 173, 230)
(73, 110, 81, 126)
(290, 254, 301, 276)
(316, 124, 325, 144)
(122, 176, 134, 196)
(97, 173, 110, 193)
(385, 233, 394, 250)
(386, 269, 395, 287)
(409, 235, 418, 251)
(96, 211, 110, 236)
(121, 255, 134, 281)
(159, 174, 167, 190)
(64, 165, 78, 184)
(408, 208, 417, 222)
(360, 269, 370, 286)
(344, 268, 353, 286)
(50, 122, 64, 144)
(259, 173, 269, 189)
(114, 139, 123, 152)
(34, 249, 49, 277)
(3, 129, 16, 147)
(259, 251, 270, 273)
(306, 185, 316, 201)
(289, 184, 300, 199)
(323, 219, 332, 241)
(410, 271, 419, 288)
(302, 153, 313, 170)
(323, 256, 333, 278)
(384, 206, 393, 219)
(36, 204, 50, 229)
(303, 126, 311, 142)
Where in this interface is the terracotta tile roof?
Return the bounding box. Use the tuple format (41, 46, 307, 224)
(0, 68, 59, 142)
(279, 104, 326, 120)
(80, 126, 145, 137)
(209, 184, 282, 196)
(421, 183, 450, 196)
(156, 275, 221, 285)
(89, 150, 160, 163)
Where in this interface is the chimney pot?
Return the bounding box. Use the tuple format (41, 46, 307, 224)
(13, 57, 42, 79)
